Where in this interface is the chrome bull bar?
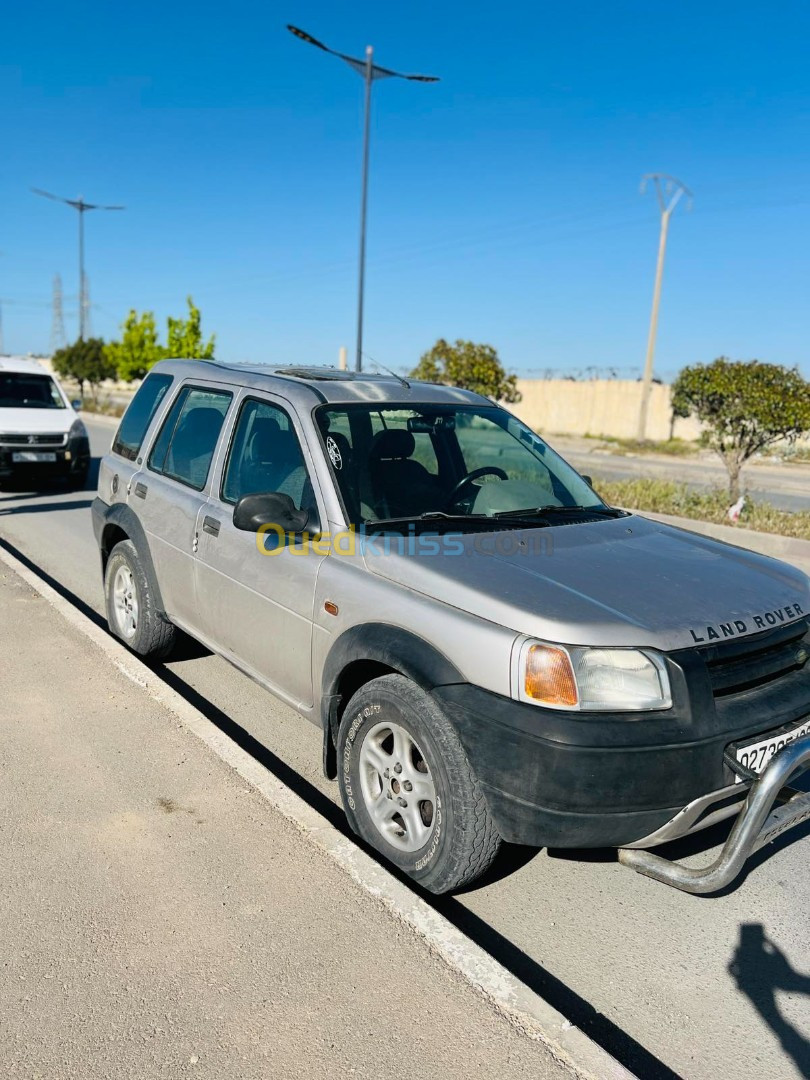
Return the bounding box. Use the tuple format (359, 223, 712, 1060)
(618, 733, 810, 894)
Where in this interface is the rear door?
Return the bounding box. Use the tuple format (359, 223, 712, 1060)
(194, 391, 328, 708)
(132, 381, 234, 629)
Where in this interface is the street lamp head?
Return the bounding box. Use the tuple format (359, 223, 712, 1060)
(286, 24, 439, 82)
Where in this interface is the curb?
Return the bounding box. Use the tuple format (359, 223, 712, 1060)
(81, 411, 121, 428)
(0, 542, 635, 1080)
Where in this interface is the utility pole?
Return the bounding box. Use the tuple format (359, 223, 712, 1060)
(31, 188, 125, 340)
(287, 26, 438, 372)
(637, 174, 691, 441)
(355, 44, 374, 374)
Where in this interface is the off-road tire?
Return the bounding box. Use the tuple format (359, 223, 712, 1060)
(104, 539, 176, 659)
(337, 674, 501, 894)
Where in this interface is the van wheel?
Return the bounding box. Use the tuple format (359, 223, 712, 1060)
(69, 459, 90, 491)
(104, 540, 176, 658)
(337, 674, 501, 894)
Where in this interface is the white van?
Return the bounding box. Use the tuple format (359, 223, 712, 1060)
(0, 356, 90, 489)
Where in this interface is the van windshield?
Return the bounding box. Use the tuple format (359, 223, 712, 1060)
(0, 373, 66, 409)
(316, 403, 616, 529)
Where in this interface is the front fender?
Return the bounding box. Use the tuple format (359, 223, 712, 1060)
(319, 622, 464, 777)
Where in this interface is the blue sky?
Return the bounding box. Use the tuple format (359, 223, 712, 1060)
(2, 0, 809, 379)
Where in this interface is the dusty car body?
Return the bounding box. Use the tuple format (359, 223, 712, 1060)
(92, 360, 810, 893)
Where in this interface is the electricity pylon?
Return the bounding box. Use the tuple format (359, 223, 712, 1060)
(50, 274, 66, 353)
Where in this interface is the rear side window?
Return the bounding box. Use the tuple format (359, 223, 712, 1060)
(112, 373, 173, 461)
(148, 385, 232, 490)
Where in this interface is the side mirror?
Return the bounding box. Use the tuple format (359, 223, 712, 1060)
(233, 491, 310, 534)
(581, 474, 593, 487)
(71, 399, 82, 411)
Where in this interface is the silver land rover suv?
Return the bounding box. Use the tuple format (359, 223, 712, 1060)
(92, 360, 810, 894)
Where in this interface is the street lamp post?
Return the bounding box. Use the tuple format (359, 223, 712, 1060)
(287, 25, 439, 372)
(637, 173, 691, 441)
(31, 188, 125, 340)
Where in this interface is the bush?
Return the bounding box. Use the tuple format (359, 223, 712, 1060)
(593, 477, 810, 540)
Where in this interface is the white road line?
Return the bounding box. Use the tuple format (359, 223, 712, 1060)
(0, 541, 635, 1080)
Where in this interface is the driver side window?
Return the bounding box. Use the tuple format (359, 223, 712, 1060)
(222, 398, 313, 512)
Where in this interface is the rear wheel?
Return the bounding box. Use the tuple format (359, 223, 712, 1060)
(337, 674, 501, 894)
(104, 539, 176, 658)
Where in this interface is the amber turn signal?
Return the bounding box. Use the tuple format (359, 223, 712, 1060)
(524, 644, 579, 707)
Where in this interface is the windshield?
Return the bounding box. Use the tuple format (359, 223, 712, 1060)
(0, 373, 66, 410)
(316, 403, 612, 529)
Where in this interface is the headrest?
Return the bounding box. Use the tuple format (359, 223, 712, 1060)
(248, 416, 282, 461)
(175, 407, 224, 443)
(370, 428, 415, 461)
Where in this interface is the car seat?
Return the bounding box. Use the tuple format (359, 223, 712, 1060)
(368, 428, 445, 519)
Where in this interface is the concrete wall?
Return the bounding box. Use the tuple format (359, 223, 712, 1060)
(510, 379, 703, 441)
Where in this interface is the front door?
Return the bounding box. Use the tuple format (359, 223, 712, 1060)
(194, 393, 328, 708)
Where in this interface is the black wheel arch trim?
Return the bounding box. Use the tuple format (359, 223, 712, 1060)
(93, 498, 168, 618)
(319, 623, 464, 778)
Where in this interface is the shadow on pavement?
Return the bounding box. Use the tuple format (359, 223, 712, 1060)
(729, 924, 810, 1076)
(0, 499, 94, 516)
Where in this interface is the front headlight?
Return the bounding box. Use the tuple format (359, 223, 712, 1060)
(69, 419, 87, 440)
(516, 640, 672, 712)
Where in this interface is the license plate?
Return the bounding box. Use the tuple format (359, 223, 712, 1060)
(11, 451, 57, 463)
(735, 719, 810, 782)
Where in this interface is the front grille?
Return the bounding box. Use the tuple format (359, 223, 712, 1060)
(698, 619, 810, 696)
(0, 432, 67, 447)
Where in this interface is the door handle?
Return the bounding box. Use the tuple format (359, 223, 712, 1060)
(134, 482, 148, 499)
(203, 516, 221, 537)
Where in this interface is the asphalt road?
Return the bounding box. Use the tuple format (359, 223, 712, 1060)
(551, 438, 810, 514)
(2, 415, 810, 1080)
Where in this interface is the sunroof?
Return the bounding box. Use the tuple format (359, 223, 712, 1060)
(275, 367, 358, 381)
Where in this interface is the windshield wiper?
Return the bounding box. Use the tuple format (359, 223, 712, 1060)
(365, 511, 553, 531)
(366, 511, 491, 527)
(492, 504, 623, 519)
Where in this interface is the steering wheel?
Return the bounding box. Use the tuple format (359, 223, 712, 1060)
(447, 466, 508, 506)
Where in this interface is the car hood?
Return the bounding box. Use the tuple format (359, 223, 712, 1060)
(360, 514, 810, 651)
(0, 406, 74, 434)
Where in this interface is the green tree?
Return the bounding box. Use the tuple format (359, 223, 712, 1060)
(411, 339, 521, 403)
(166, 296, 215, 359)
(52, 338, 116, 403)
(105, 310, 164, 383)
(671, 358, 810, 500)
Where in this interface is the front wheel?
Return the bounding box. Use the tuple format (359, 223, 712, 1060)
(337, 674, 501, 894)
(68, 459, 90, 491)
(104, 539, 176, 658)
